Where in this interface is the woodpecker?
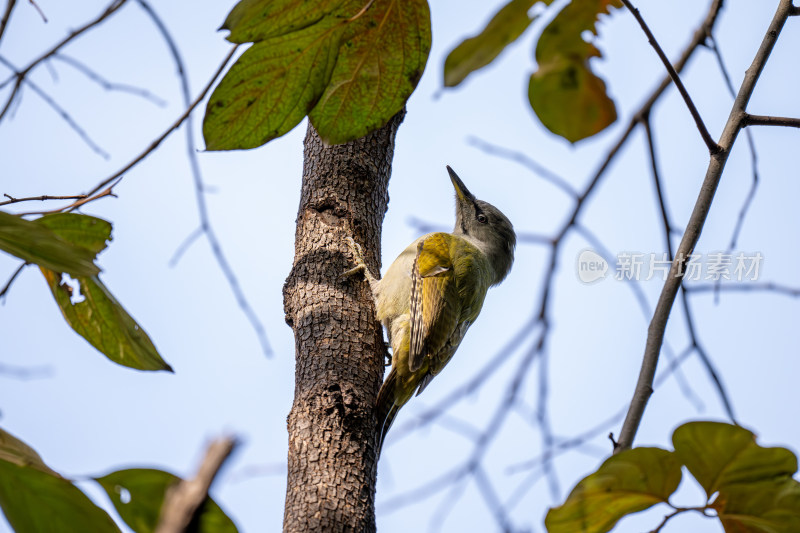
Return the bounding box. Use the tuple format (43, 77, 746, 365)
(346, 166, 516, 455)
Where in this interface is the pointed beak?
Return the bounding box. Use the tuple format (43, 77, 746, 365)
(447, 165, 475, 203)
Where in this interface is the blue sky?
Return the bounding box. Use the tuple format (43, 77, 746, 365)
(1, 1, 799, 532)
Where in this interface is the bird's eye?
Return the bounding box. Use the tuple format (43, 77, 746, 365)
(477, 213, 488, 224)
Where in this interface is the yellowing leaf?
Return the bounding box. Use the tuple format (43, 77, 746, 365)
(0, 210, 100, 276)
(204, 18, 345, 150)
(96, 469, 238, 533)
(222, 0, 347, 43)
(41, 269, 172, 372)
(205, 0, 431, 149)
(0, 427, 57, 476)
(529, 0, 620, 142)
(673, 421, 800, 533)
(309, 0, 431, 144)
(545, 447, 681, 533)
(444, 0, 553, 88)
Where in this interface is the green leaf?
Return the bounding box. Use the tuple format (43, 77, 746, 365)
(309, 0, 431, 144)
(36, 213, 112, 255)
(222, 0, 347, 43)
(444, 0, 554, 88)
(96, 469, 238, 533)
(205, 0, 431, 149)
(528, 0, 620, 142)
(545, 447, 681, 533)
(0, 428, 120, 533)
(0, 427, 58, 476)
(673, 421, 800, 533)
(0, 210, 100, 276)
(41, 268, 172, 371)
(204, 16, 345, 150)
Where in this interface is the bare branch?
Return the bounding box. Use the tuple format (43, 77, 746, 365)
(0, 193, 88, 206)
(0, 55, 110, 157)
(685, 281, 800, 297)
(154, 436, 238, 533)
(467, 136, 579, 198)
(0, 0, 16, 46)
(0, 362, 52, 380)
(136, 0, 272, 357)
(0, 0, 128, 124)
(620, 0, 720, 154)
(615, 0, 796, 453)
(32, 45, 238, 215)
(743, 113, 800, 128)
(52, 53, 167, 106)
(0, 262, 26, 301)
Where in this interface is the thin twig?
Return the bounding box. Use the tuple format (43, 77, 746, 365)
(620, 0, 720, 154)
(37, 45, 238, 214)
(20, 186, 116, 216)
(0, 0, 16, 45)
(26, 0, 45, 22)
(136, 0, 272, 357)
(0, 262, 25, 301)
(0, 56, 109, 158)
(52, 53, 167, 106)
(0, 193, 88, 206)
(686, 281, 800, 297)
(615, 0, 796, 453)
(154, 436, 238, 533)
(706, 34, 761, 302)
(0, 362, 52, 379)
(742, 113, 800, 128)
(0, 0, 128, 123)
(467, 136, 579, 198)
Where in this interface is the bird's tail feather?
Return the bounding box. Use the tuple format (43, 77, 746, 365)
(376, 370, 400, 457)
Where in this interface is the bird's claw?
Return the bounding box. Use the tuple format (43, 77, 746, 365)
(343, 236, 367, 278)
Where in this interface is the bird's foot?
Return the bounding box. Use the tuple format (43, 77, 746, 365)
(343, 236, 368, 278)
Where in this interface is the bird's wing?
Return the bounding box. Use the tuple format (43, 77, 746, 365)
(408, 234, 461, 373)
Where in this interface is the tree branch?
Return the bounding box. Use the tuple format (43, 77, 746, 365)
(0, 0, 128, 123)
(0, 262, 25, 301)
(154, 436, 238, 533)
(620, 0, 720, 154)
(0, 0, 16, 46)
(0, 193, 88, 206)
(615, 0, 796, 453)
(743, 113, 800, 128)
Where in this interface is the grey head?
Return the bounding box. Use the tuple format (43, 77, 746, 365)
(447, 165, 516, 285)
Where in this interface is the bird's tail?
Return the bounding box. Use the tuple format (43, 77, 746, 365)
(376, 369, 400, 457)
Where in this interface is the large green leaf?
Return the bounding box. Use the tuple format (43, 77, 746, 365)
(0, 428, 120, 533)
(444, 0, 554, 87)
(545, 447, 681, 533)
(41, 268, 172, 372)
(204, 0, 431, 150)
(222, 0, 347, 43)
(0, 210, 100, 276)
(204, 15, 345, 150)
(673, 421, 800, 533)
(529, 0, 620, 142)
(96, 469, 238, 533)
(309, 0, 431, 144)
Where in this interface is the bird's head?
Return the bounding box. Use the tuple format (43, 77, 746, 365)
(448, 166, 516, 284)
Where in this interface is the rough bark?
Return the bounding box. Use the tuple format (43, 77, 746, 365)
(282, 112, 404, 532)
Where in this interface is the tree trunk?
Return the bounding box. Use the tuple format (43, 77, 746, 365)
(282, 112, 404, 532)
